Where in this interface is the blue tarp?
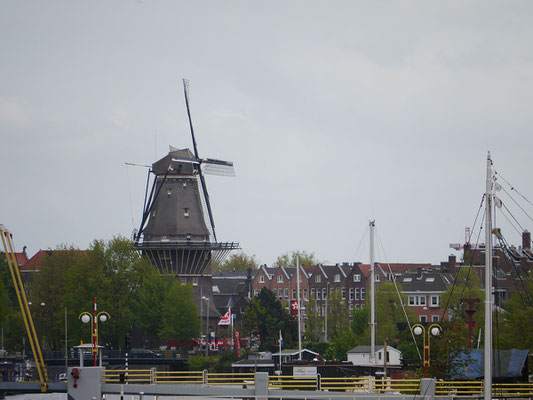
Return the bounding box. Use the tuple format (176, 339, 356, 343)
(452, 349, 529, 379)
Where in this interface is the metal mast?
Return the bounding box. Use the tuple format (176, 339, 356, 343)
(296, 254, 302, 360)
(370, 219, 376, 366)
(484, 152, 493, 400)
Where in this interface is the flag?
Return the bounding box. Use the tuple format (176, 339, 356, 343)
(218, 309, 231, 325)
(278, 330, 283, 347)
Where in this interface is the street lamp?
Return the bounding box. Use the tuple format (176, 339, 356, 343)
(79, 297, 110, 367)
(201, 296, 210, 356)
(412, 323, 441, 378)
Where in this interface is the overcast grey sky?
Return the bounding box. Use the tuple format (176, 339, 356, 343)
(1, 1, 532, 266)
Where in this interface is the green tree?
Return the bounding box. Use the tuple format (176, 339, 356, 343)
(303, 293, 323, 342)
(273, 251, 318, 268)
(242, 287, 296, 351)
(327, 289, 349, 340)
(133, 272, 172, 346)
(218, 252, 259, 271)
(440, 266, 484, 341)
(63, 237, 154, 348)
(159, 281, 199, 342)
(30, 246, 84, 350)
(499, 275, 533, 350)
(325, 329, 358, 361)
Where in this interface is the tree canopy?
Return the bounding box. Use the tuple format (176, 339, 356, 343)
(218, 252, 259, 271)
(273, 250, 318, 268)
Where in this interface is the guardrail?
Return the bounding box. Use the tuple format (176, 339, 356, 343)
(101, 371, 533, 397)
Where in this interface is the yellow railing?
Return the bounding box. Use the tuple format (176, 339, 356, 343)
(102, 371, 533, 397)
(206, 372, 255, 385)
(492, 382, 533, 397)
(321, 376, 370, 392)
(154, 370, 204, 384)
(374, 378, 421, 393)
(268, 375, 318, 389)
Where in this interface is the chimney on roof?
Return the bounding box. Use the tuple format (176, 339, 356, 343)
(448, 254, 457, 275)
(416, 268, 423, 279)
(523, 230, 531, 250)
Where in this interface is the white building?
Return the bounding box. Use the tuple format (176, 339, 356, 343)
(346, 345, 402, 368)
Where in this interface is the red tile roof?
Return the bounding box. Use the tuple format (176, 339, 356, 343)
(20, 250, 87, 271)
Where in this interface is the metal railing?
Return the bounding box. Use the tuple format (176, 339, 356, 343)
(101, 371, 533, 397)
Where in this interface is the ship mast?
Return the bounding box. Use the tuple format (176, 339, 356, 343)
(370, 220, 376, 366)
(484, 152, 493, 400)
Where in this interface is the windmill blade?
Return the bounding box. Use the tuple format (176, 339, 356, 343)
(202, 158, 236, 177)
(182, 79, 218, 241)
(198, 172, 218, 242)
(171, 157, 200, 165)
(183, 79, 200, 159)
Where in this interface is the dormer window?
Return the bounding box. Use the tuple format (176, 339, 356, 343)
(353, 274, 361, 282)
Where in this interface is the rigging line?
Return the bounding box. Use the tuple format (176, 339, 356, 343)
(440, 211, 485, 321)
(494, 170, 533, 207)
(375, 227, 422, 361)
(500, 201, 525, 232)
(497, 208, 524, 237)
(500, 186, 533, 224)
(352, 225, 369, 261)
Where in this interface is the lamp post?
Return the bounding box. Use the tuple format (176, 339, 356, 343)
(79, 297, 110, 367)
(412, 323, 441, 378)
(28, 302, 46, 350)
(201, 296, 209, 356)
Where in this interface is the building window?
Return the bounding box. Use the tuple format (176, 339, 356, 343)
(322, 288, 327, 299)
(349, 288, 354, 300)
(316, 289, 321, 300)
(419, 296, 426, 306)
(304, 288, 308, 300)
(334, 274, 341, 282)
(425, 277, 435, 282)
(355, 288, 359, 300)
(277, 275, 284, 283)
(258, 275, 265, 284)
(311, 288, 315, 298)
(278, 288, 283, 299)
(315, 275, 322, 283)
(353, 274, 361, 282)
(409, 296, 416, 306)
(420, 315, 427, 323)
(254, 289, 258, 296)
(284, 288, 288, 299)
(183, 208, 189, 217)
(292, 289, 297, 300)
(361, 288, 365, 300)
(375, 274, 380, 282)
(378, 352, 382, 360)
(342, 288, 346, 300)
(430, 296, 439, 306)
(432, 315, 439, 322)
(192, 277, 198, 286)
(403, 277, 412, 282)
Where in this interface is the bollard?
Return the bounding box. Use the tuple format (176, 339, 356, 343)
(139, 392, 144, 400)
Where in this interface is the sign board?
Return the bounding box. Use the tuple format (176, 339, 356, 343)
(293, 366, 317, 378)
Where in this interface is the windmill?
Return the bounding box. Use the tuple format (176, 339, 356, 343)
(134, 79, 240, 275)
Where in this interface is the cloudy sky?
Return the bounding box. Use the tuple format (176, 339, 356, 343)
(1, 1, 532, 266)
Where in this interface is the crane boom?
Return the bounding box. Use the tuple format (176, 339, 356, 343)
(0, 225, 48, 391)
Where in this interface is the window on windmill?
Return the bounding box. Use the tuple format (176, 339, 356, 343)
(161, 236, 169, 242)
(192, 277, 198, 286)
(167, 188, 172, 197)
(183, 181, 187, 187)
(184, 208, 189, 217)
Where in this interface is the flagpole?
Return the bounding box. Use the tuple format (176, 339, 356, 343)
(296, 254, 302, 361)
(279, 330, 282, 373)
(230, 307, 234, 351)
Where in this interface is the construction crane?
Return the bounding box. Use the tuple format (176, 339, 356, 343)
(0, 225, 48, 392)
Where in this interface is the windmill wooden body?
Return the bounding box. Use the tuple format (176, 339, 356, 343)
(134, 80, 239, 276)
